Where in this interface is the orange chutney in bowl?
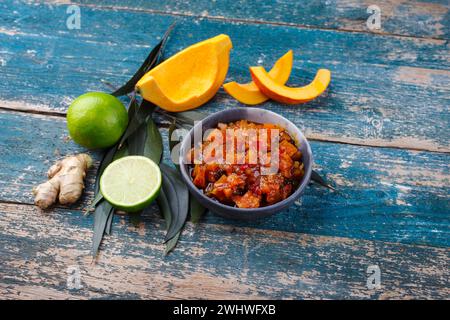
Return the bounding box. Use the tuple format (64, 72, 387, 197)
(189, 120, 305, 208)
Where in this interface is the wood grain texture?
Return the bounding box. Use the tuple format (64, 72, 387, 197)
(0, 1, 449, 152)
(73, 0, 450, 39)
(0, 0, 449, 300)
(0, 202, 448, 299)
(1, 110, 448, 247)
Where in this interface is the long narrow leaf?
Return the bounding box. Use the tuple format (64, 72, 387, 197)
(167, 118, 206, 223)
(172, 110, 208, 126)
(112, 23, 176, 97)
(90, 25, 174, 259)
(83, 191, 103, 216)
(157, 186, 171, 223)
(157, 180, 182, 255)
(190, 197, 206, 223)
(92, 200, 114, 257)
(92, 142, 130, 252)
(95, 145, 118, 194)
(129, 211, 142, 228)
(105, 208, 114, 235)
(119, 98, 155, 148)
(159, 168, 179, 239)
(311, 170, 336, 190)
(113, 143, 129, 160)
(168, 119, 180, 169)
(156, 186, 180, 255)
(118, 94, 139, 147)
(128, 121, 148, 155)
(160, 164, 189, 242)
(143, 117, 163, 164)
(165, 231, 181, 255)
(93, 94, 140, 194)
(168, 119, 177, 151)
(127, 96, 139, 119)
(155, 22, 176, 64)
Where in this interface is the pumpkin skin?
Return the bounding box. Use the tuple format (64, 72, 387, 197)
(250, 66, 331, 105)
(223, 50, 293, 105)
(136, 34, 232, 112)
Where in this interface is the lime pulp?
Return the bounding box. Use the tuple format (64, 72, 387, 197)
(100, 156, 162, 212)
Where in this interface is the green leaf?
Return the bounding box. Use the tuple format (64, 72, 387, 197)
(171, 110, 208, 126)
(90, 25, 174, 258)
(168, 118, 180, 170)
(126, 94, 138, 118)
(112, 22, 175, 97)
(311, 170, 336, 191)
(167, 118, 206, 224)
(166, 122, 198, 240)
(168, 119, 177, 152)
(118, 96, 155, 149)
(105, 208, 114, 235)
(83, 191, 103, 216)
(156, 183, 180, 255)
(143, 117, 163, 164)
(90, 122, 129, 255)
(113, 143, 129, 160)
(189, 196, 206, 223)
(129, 211, 142, 228)
(92, 200, 114, 257)
(157, 184, 171, 223)
(165, 231, 181, 255)
(160, 167, 181, 241)
(94, 145, 118, 194)
(128, 121, 148, 155)
(91, 137, 131, 255)
(93, 96, 142, 193)
(159, 164, 189, 242)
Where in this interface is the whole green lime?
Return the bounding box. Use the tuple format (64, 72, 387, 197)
(67, 92, 128, 149)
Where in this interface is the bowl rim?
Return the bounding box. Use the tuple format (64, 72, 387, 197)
(178, 107, 313, 214)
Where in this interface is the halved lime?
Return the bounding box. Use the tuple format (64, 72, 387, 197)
(100, 156, 162, 212)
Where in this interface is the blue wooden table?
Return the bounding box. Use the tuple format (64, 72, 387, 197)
(0, 0, 449, 299)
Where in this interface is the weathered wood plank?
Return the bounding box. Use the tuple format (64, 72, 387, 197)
(72, 0, 450, 39)
(0, 202, 448, 299)
(0, 1, 449, 152)
(0, 110, 449, 247)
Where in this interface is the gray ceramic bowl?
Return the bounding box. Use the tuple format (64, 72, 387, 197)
(179, 108, 313, 220)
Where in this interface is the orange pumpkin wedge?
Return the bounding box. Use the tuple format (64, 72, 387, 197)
(136, 34, 232, 112)
(250, 67, 331, 104)
(223, 50, 293, 105)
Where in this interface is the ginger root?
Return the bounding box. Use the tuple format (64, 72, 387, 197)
(33, 154, 92, 209)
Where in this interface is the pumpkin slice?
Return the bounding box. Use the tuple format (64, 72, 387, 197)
(250, 67, 331, 104)
(223, 50, 293, 105)
(136, 34, 232, 112)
